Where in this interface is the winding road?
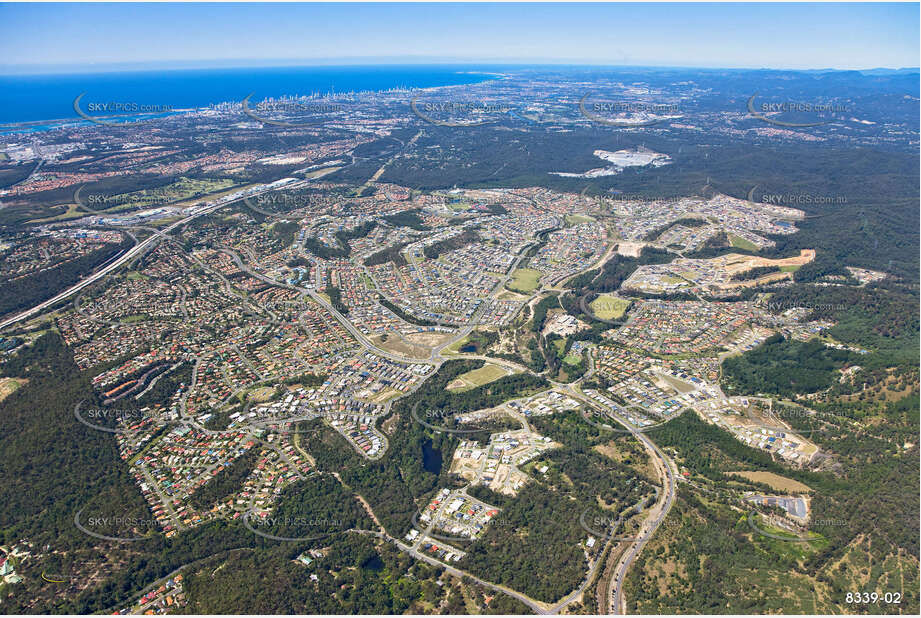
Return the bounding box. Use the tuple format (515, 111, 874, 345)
(2, 170, 681, 614)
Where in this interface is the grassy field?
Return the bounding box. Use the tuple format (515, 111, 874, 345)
(118, 314, 148, 323)
(0, 377, 26, 403)
(563, 352, 582, 365)
(729, 234, 760, 251)
(104, 177, 236, 215)
(506, 268, 542, 293)
(552, 338, 567, 355)
(446, 363, 514, 392)
(565, 214, 594, 226)
(589, 294, 630, 320)
(730, 470, 812, 493)
(28, 202, 86, 223)
(30, 177, 240, 225)
(246, 386, 277, 403)
(303, 166, 342, 180)
(442, 334, 472, 356)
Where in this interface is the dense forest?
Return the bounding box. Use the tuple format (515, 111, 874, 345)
(422, 229, 481, 259)
(766, 282, 919, 358)
(324, 283, 349, 314)
(0, 332, 147, 549)
(459, 435, 655, 602)
(632, 404, 920, 614)
(383, 208, 429, 231)
(301, 221, 376, 259)
(189, 448, 261, 511)
(721, 334, 855, 397)
(363, 240, 411, 267)
(730, 265, 780, 281)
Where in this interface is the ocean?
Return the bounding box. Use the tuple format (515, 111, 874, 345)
(0, 64, 498, 127)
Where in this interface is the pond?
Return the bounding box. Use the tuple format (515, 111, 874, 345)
(361, 554, 384, 571)
(422, 439, 442, 474)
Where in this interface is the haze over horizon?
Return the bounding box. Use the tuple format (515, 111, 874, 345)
(1, 2, 918, 73)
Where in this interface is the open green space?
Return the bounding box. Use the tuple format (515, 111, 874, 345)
(506, 268, 542, 293)
(721, 334, 855, 397)
(564, 213, 594, 226)
(589, 294, 630, 320)
(91, 177, 235, 215)
(729, 234, 759, 251)
(445, 363, 513, 392)
(562, 352, 583, 365)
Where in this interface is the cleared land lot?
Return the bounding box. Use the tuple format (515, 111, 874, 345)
(371, 333, 430, 359)
(731, 470, 812, 493)
(404, 331, 455, 348)
(506, 268, 542, 293)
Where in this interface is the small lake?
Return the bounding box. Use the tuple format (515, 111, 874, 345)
(422, 439, 442, 474)
(362, 554, 384, 571)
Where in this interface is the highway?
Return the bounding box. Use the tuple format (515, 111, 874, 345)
(561, 386, 677, 615)
(4, 173, 676, 613)
(608, 413, 676, 614)
(0, 182, 291, 332)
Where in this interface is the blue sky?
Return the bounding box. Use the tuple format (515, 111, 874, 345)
(1, 2, 918, 71)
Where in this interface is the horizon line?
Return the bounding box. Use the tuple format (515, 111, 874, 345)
(2, 57, 919, 77)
